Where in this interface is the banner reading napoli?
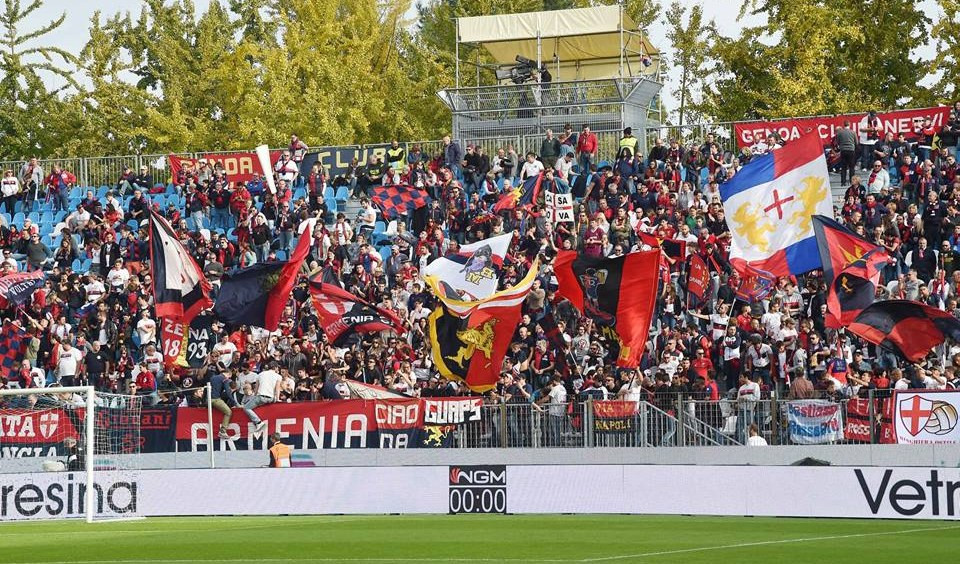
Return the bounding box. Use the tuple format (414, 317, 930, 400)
(894, 390, 960, 445)
(786, 400, 844, 444)
(720, 133, 832, 277)
(734, 105, 951, 149)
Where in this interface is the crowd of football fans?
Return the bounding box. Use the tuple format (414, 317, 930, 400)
(2, 112, 960, 436)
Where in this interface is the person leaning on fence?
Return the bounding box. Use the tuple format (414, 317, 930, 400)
(268, 433, 291, 468)
(209, 367, 237, 439)
(735, 373, 760, 444)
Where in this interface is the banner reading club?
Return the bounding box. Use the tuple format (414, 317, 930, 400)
(720, 133, 833, 277)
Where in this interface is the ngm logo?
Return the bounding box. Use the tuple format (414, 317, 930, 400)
(449, 466, 506, 486)
(448, 465, 506, 515)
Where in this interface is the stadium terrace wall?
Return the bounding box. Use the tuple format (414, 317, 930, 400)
(3, 465, 960, 520)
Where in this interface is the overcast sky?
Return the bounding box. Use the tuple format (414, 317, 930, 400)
(25, 0, 943, 118)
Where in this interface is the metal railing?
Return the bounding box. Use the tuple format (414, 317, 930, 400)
(0, 122, 739, 192)
(449, 391, 894, 449)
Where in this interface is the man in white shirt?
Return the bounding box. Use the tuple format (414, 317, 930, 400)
(536, 376, 568, 446)
(107, 260, 130, 292)
(244, 362, 281, 432)
(213, 334, 238, 368)
(274, 151, 298, 186)
(736, 373, 761, 444)
(761, 301, 783, 338)
(520, 152, 544, 180)
(554, 152, 575, 182)
(142, 343, 164, 378)
(136, 310, 157, 347)
(56, 341, 84, 387)
(84, 275, 106, 305)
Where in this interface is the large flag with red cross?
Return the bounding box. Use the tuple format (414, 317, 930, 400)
(720, 133, 833, 277)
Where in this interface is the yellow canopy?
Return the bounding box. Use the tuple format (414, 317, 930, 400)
(456, 6, 660, 81)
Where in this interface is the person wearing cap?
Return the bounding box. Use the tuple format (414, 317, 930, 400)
(268, 433, 291, 468)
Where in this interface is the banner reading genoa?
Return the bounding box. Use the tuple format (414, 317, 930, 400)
(734, 106, 951, 149)
(554, 249, 660, 367)
(168, 151, 281, 184)
(173, 398, 482, 452)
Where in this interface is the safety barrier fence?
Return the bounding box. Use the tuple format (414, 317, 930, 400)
(451, 391, 893, 449)
(0, 123, 745, 189)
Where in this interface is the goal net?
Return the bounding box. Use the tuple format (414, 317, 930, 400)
(0, 386, 142, 522)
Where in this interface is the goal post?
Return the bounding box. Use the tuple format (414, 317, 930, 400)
(0, 386, 142, 523)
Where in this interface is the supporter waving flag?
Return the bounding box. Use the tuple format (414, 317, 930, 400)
(493, 173, 542, 212)
(148, 208, 213, 325)
(812, 215, 889, 328)
(554, 249, 660, 367)
(422, 232, 513, 302)
(308, 278, 405, 346)
(848, 300, 960, 362)
(213, 218, 316, 331)
(369, 184, 430, 219)
(720, 133, 832, 277)
(425, 258, 538, 318)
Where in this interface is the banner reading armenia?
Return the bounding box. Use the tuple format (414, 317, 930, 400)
(734, 106, 952, 149)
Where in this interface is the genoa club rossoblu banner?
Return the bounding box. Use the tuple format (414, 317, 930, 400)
(734, 106, 951, 149)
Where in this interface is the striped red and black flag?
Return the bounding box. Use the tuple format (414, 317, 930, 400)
(813, 215, 889, 328)
(554, 249, 661, 368)
(537, 310, 570, 377)
(493, 173, 543, 212)
(0, 321, 27, 375)
(848, 300, 960, 362)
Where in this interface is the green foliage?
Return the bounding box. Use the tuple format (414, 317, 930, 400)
(664, 1, 712, 126)
(702, 0, 933, 122)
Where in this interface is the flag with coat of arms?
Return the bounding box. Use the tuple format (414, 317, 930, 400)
(720, 133, 833, 277)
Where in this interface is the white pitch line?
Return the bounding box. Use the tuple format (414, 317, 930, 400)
(581, 523, 960, 562)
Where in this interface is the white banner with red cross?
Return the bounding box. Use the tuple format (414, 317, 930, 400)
(894, 390, 960, 444)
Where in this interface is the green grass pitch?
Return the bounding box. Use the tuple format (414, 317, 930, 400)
(1, 514, 958, 563)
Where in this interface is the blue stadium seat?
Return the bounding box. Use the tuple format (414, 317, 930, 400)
(39, 201, 52, 212)
(323, 186, 335, 199)
(334, 186, 349, 203)
(71, 258, 83, 271)
(324, 198, 338, 214)
(68, 187, 82, 199)
(13, 201, 22, 213)
(80, 258, 92, 271)
(39, 224, 53, 238)
(96, 186, 109, 198)
(0, 212, 10, 225)
(293, 188, 307, 201)
(12, 212, 25, 226)
(40, 211, 54, 225)
(27, 212, 40, 223)
(275, 250, 288, 261)
(378, 246, 392, 262)
(42, 234, 54, 248)
(54, 210, 67, 223)
(373, 221, 386, 235)
(699, 167, 709, 187)
(166, 183, 176, 194)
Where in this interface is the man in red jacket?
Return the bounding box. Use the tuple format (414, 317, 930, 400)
(44, 166, 75, 212)
(576, 125, 598, 177)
